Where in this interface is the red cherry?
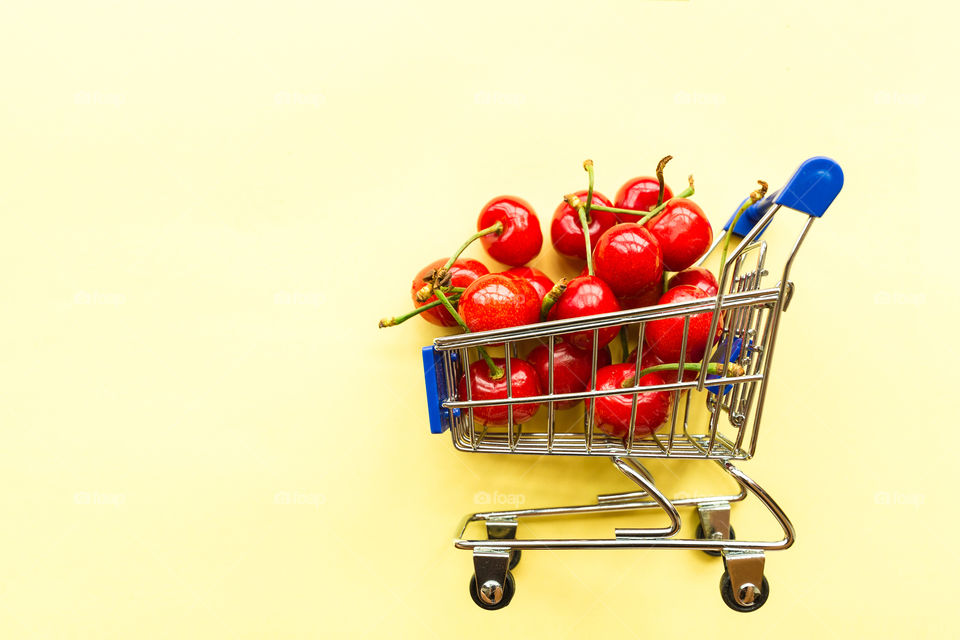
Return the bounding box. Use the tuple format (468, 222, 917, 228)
(626, 340, 702, 382)
(587, 365, 673, 439)
(459, 273, 540, 333)
(592, 223, 664, 298)
(667, 267, 719, 297)
(599, 345, 613, 368)
(410, 258, 489, 326)
(550, 190, 617, 260)
(618, 283, 662, 310)
(527, 341, 610, 410)
(614, 177, 673, 223)
(478, 196, 543, 266)
(646, 198, 713, 271)
(503, 266, 554, 304)
(625, 343, 663, 371)
(546, 275, 622, 350)
(645, 285, 722, 364)
(457, 357, 541, 426)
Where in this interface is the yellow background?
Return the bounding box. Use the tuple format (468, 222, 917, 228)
(0, 0, 955, 637)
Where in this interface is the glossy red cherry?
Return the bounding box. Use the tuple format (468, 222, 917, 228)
(592, 223, 664, 298)
(457, 357, 541, 426)
(626, 341, 703, 382)
(478, 196, 543, 266)
(546, 275, 622, 350)
(646, 198, 713, 271)
(550, 190, 617, 260)
(667, 267, 719, 297)
(410, 258, 489, 326)
(527, 341, 611, 410)
(625, 343, 663, 372)
(645, 285, 722, 364)
(587, 365, 672, 439)
(614, 177, 673, 223)
(618, 283, 662, 310)
(459, 273, 540, 333)
(503, 267, 554, 304)
(579, 266, 660, 314)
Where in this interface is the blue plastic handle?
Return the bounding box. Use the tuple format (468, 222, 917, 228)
(423, 346, 457, 434)
(723, 156, 843, 238)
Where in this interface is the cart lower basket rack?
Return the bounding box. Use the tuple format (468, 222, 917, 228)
(421, 157, 843, 611)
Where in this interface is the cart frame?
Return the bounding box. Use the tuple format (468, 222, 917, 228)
(420, 157, 843, 611)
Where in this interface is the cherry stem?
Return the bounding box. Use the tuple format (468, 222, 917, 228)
(618, 326, 629, 363)
(540, 278, 568, 321)
(442, 222, 503, 272)
(434, 289, 503, 379)
(577, 205, 594, 275)
(655, 155, 673, 207)
(620, 361, 745, 389)
(718, 180, 768, 275)
(589, 176, 695, 225)
(583, 159, 595, 223)
(378, 295, 461, 328)
(416, 222, 504, 302)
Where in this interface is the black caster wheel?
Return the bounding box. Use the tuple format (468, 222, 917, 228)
(508, 549, 521, 570)
(469, 571, 516, 610)
(695, 523, 736, 557)
(719, 571, 769, 612)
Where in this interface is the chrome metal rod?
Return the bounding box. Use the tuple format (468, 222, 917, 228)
(749, 217, 814, 456)
(453, 459, 794, 552)
(435, 289, 781, 349)
(444, 374, 763, 408)
(610, 457, 681, 538)
(697, 206, 782, 392)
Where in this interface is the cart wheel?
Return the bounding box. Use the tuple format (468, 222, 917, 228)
(719, 571, 769, 612)
(508, 549, 521, 570)
(469, 571, 516, 610)
(695, 523, 736, 557)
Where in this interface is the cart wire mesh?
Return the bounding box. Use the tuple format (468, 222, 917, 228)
(432, 240, 776, 460)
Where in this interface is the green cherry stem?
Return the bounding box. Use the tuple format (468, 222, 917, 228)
(620, 361, 745, 389)
(655, 155, 673, 207)
(717, 180, 768, 276)
(540, 278, 568, 321)
(434, 289, 504, 380)
(583, 159, 595, 222)
(618, 326, 629, 363)
(416, 222, 504, 302)
(442, 221, 503, 272)
(378, 295, 461, 328)
(589, 175, 695, 225)
(564, 193, 595, 274)
(577, 205, 594, 275)
(433, 289, 468, 332)
(588, 203, 658, 217)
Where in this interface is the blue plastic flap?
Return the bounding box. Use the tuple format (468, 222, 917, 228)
(707, 337, 744, 395)
(422, 345, 451, 434)
(724, 194, 779, 237)
(723, 156, 843, 237)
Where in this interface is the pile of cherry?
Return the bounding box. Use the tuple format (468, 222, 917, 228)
(382, 157, 758, 440)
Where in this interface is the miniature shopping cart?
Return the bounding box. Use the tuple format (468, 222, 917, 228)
(421, 157, 843, 611)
